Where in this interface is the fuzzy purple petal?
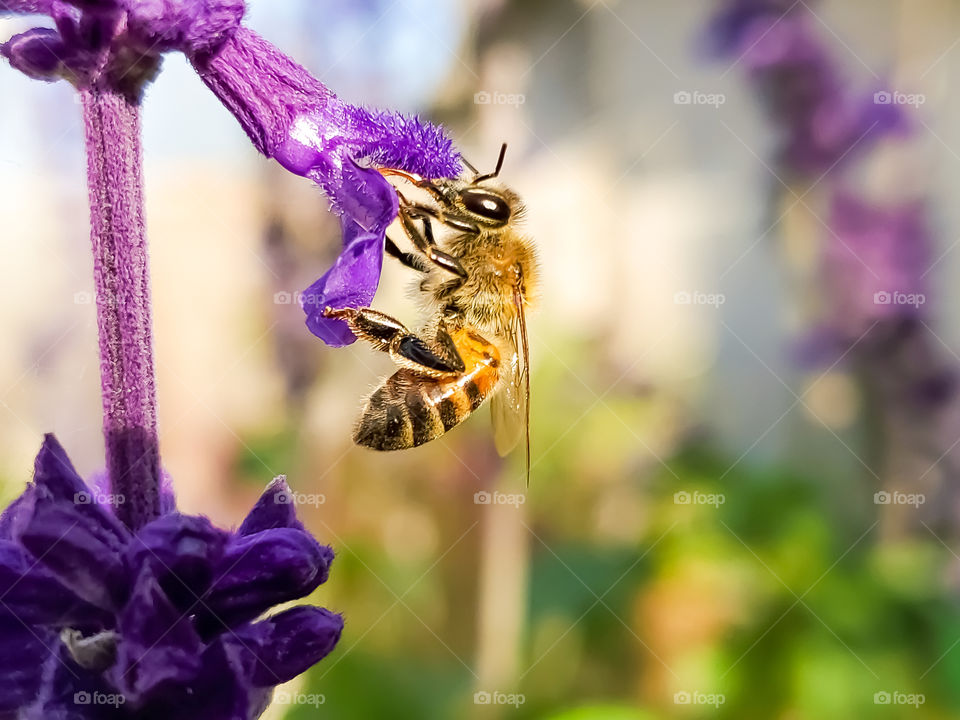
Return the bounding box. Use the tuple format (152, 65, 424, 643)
(20, 645, 121, 720)
(0, 541, 112, 627)
(109, 570, 204, 702)
(302, 219, 385, 346)
(0, 482, 36, 541)
(18, 494, 130, 613)
(228, 606, 343, 687)
(199, 528, 334, 632)
(0, 27, 67, 79)
(126, 513, 229, 613)
(0, 618, 58, 714)
(237, 476, 305, 536)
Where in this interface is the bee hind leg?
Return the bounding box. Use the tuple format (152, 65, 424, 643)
(323, 307, 465, 375)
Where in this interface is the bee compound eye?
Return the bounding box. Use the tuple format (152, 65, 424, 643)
(461, 188, 511, 223)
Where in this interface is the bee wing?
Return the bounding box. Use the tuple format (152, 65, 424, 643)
(489, 285, 531, 484)
(490, 341, 523, 456)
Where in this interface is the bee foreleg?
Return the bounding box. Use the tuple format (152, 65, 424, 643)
(385, 235, 428, 273)
(323, 307, 464, 376)
(402, 203, 478, 236)
(397, 208, 468, 278)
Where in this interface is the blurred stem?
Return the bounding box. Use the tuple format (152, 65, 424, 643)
(81, 87, 161, 531)
(474, 472, 530, 716)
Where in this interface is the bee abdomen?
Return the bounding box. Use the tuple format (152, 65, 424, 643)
(354, 369, 492, 451)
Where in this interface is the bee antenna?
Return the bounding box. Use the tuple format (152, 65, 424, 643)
(472, 143, 508, 184)
(460, 155, 479, 175)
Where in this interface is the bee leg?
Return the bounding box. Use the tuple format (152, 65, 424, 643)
(323, 307, 465, 375)
(396, 209, 468, 278)
(402, 203, 479, 235)
(384, 235, 428, 273)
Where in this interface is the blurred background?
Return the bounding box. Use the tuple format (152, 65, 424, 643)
(3, 0, 960, 717)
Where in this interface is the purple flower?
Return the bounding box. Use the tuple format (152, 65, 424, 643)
(0, 435, 342, 719)
(822, 192, 929, 336)
(705, 0, 907, 177)
(796, 192, 931, 370)
(191, 27, 461, 346)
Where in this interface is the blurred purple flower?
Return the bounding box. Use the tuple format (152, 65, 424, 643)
(706, 0, 907, 177)
(823, 192, 929, 335)
(0, 435, 342, 719)
(796, 192, 932, 369)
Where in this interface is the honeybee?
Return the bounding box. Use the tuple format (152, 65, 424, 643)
(324, 144, 538, 482)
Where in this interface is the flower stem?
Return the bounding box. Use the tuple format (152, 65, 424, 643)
(81, 87, 161, 531)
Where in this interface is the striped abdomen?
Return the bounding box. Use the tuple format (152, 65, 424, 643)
(354, 329, 501, 451)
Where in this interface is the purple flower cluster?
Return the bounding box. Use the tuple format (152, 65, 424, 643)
(0, 436, 341, 719)
(705, 0, 906, 178)
(708, 1, 958, 445)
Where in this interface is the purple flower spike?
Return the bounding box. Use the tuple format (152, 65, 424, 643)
(706, 0, 908, 178)
(193, 27, 461, 345)
(822, 192, 930, 335)
(0, 435, 342, 720)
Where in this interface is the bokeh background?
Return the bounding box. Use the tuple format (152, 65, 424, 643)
(3, 0, 960, 717)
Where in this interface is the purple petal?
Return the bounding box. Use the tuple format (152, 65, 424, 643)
(126, 513, 229, 613)
(140, 641, 271, 720)
(0, 617, 58, 713)
(228, 606, 343, 687)
(109, 569, 204, 702)
(331, 158, 400, 234)
(32, 434, 90, 504)
(18, 493, 130, 612)
(302, 220, 384, 346)
(21, 643, 121, 720)
(237, 477, 305, 536)
(199, 528, 334, 632)
(0, 541, 112, 627)
(0, 28, 66, 79)
(0, 481, 36, 541)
